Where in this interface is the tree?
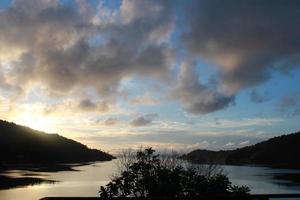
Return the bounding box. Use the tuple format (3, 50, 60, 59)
(99, 147, 250, 198)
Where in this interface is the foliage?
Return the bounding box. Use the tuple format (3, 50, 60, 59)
(99, 147, 250, 198)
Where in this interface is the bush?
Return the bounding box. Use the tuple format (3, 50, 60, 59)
(99, 147, 250, 198)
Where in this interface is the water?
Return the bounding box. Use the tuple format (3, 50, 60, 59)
(0, 161, 300, 200)
(223, 165, 300, 194)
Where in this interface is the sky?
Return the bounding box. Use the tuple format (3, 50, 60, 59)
(0, 0, 300, 154)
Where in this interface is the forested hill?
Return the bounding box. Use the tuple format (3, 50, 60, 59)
(0, 120, 115, 164)
(181, 131, 300, 166)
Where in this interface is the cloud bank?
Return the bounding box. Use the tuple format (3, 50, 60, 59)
(0, 0, 300, 116)
(0, 0, 174, 100)
(178, 0, 300, 113)
(183, 0, 300, 94)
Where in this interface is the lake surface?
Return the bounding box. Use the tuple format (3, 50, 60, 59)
(0, 160, 300, 200)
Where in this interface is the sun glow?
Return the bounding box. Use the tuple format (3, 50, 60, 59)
(15, 112, 55, 133)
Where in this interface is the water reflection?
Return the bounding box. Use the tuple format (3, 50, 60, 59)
(223, 165, 300, 194)
(0, 161, 300, 200)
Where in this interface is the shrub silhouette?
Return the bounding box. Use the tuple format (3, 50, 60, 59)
(99, 147, 250, 198)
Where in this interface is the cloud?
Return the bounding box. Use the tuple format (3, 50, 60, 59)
(209, 118, 282, 128)
(225, 142, 235, 147)
(130, 92, 160, 106)
(278, 91, 300, 116)
(104, 118, 118, 126)
(171, 61, 234, 114)
(77, 99, 109, 112)
(41, 98, 122, 115)
(0, 70, 20, 93)
(1, 0, 300, 118)
(250, 90, 269, 103)
(186, 141, 210, 150)
(131, 113, 158, 127)
(78, 99, 98, 110)
(183, 0, 300, 95)
(0, 0, 175, 100)
(239, 140, 250, 146)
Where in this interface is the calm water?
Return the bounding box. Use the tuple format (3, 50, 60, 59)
(0, 160, 300, 200)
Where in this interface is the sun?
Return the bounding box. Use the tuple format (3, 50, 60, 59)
(15, 112, 54, 133)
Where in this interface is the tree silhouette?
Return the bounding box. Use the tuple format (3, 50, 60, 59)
(99, 147, 250, 198)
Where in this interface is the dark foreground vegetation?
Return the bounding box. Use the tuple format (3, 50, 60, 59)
(41, 194, 300, 200)
(99, 148, 250, 198)
(181, 132, 300, 167)
(0, 120, 115, 165)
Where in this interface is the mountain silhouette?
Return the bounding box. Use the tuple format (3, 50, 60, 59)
(181, 132, 300, 167)
(0, 120, 115, 165)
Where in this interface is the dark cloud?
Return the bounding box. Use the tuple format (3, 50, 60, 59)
(78, 99, 109, 112)
(78, 99, 97, 110)
(131, 113, 158, 127)
(172, 62, 234, 115)
(183, 0, 300, 95)
(104, 118, 118, 126)
(250, 90, 269, 103)
(278, 91, 300, 116)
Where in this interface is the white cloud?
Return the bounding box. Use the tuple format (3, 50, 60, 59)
(239, 140, 250, 146)
(186, 141, 210, 150)
(225, 142, 235, 147)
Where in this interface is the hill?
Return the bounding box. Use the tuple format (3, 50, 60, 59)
(181, 132, 300, 166)
(0, 120, 115, 164)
